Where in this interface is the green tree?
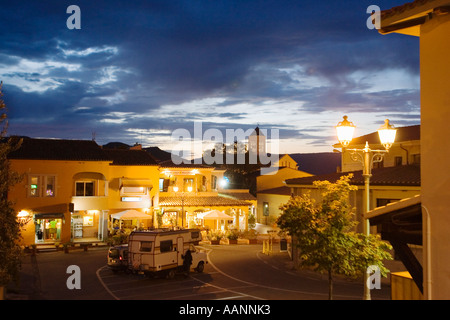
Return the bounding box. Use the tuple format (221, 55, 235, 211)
(277, 175, 392, 300)
(0, 83, 23, 297)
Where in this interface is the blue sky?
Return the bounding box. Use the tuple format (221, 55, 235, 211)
(0, 0, 420, 154)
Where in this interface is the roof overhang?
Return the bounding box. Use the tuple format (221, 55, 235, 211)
(379, 0, 450, 36)
(366, 194, 423, 293)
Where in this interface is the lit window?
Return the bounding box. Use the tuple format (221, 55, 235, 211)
(29, 175, 56, 197)
(30, 176, 40, 197)
(263, 202, 269, 216)
(46, 176, 55, 197)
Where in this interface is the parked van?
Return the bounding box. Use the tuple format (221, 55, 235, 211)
(107, 244, 129, 273)
(128, 229, 207, 278)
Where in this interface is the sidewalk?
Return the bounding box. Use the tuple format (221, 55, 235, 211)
(6, 253, 41, 300)
(258, 242, 407, 288)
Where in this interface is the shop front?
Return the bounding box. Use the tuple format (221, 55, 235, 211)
(71, 210, 109, 242)
(34, 213, 64, 243)
(32, 212, 71, 244)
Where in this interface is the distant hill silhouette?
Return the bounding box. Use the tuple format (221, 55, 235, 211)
(289, 152, 341, 175)
(143, 146, 179, 163)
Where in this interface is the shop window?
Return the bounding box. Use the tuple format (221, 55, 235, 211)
(183, 178, 194, 192)
(395, 156, 402, 166)
(75, 181, 95, 196)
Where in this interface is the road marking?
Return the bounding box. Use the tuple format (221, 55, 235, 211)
(97, 246, 363, 300)
(96, 265, 120, 300)
(216, 295, 248, 300)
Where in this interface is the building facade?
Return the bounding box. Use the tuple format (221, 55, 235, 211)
(8, 138, 252, 246)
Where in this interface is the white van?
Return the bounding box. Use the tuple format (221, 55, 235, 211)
(128, 229, 207, 278)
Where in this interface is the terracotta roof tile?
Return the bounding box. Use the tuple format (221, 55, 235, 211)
(285, 165, 420, 187)
(159, 195, 251, 207)
(219, 192, 257, 201)
(381, 0, 436, 19)
(159, 159, 214, 169)
(103, 149, 158, 166)
(7, 138, 110, 161)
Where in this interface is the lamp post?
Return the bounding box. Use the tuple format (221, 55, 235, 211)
(173, 185, 193, 228)
(335, 116, 397, 300)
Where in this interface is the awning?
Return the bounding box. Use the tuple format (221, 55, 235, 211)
(197, 210, 233, 220)
(34, 213, 65, 219)
(111, 209, 152, 220)
(158, 196, 251, 207)
(367, 194, 423, 293)
(119, 178, 153, 189)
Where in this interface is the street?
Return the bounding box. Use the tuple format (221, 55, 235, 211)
(9, 243, 392, 301)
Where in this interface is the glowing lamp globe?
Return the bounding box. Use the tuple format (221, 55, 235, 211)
(336, 115, 356, 147)
(378, 119, 397, 150)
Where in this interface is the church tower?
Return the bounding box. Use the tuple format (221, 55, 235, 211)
(248, 126, 266, 159)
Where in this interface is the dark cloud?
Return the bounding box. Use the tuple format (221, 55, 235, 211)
(0, 0, 421, 152)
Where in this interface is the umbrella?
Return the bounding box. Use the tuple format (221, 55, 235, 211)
(197, 210, 233, 220)
(197, 210, 233, 230)
(111, 209, 151, 220)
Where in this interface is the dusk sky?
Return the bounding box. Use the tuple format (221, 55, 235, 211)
(0, 0, 420, 155)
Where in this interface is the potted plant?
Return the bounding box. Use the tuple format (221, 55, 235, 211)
(244, 229, 258, 244)
(226, 229, 239, 244)
(208, 230, 223, 245)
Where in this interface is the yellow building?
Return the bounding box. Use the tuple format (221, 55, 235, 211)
(9, 139, 160, 245)
(103, 147, 160, 235)
(9, 138, 112, 245)
(256, 186, 291, 226)
(285, 165, 421, 233)
(256, 154, 312, 225)
(157, 160, 252, 231)
(9, 139, 255, 246)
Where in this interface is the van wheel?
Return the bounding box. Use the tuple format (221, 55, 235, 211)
(166, 269, 176, 279)
(196, 261, 205, 273)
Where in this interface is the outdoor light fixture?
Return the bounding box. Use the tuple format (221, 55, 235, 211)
(335, 116, 396, 300)
(173, 185, 193, 228)
(377, 119, 397, 151)
(335, 115, 356, 147)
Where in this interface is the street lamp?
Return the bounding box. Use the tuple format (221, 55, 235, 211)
(173, 185, 193, 228)
(335, 116, 397, 300)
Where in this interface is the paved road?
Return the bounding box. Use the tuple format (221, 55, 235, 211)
(7, 243, 391, 301)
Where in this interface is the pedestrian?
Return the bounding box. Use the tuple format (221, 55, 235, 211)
(182, 249, 192, 277)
